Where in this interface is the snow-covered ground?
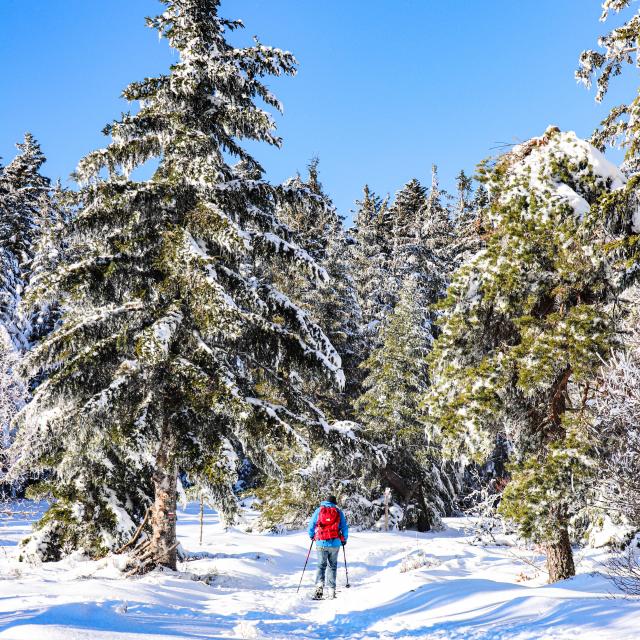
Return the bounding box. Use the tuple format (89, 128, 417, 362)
(0, 502, 638, 639)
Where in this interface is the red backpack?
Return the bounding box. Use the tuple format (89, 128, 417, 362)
(315, 505, 342, 541)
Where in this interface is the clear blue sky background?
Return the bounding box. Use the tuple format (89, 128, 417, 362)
(0, 0, 634, 223)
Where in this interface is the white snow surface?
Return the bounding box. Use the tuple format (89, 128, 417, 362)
(0, 502, 638, 639)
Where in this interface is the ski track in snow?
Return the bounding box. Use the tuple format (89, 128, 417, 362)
(0, 502, 638, 639)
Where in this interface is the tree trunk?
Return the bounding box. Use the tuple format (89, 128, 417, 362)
(148, 422, 178, 570)
(383, 467, 412, 530)
(416, 484, 430, 532)
(546, 522, 575, 583)
(542, 369, 575, 584)
(383, 466, 431, 532)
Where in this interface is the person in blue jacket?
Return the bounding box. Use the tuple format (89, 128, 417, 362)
(307, 494, 349, 599)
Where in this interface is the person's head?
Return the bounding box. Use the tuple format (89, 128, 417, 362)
(326, 494, 337, 505)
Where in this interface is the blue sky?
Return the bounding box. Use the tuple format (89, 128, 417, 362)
(0, 0, 634, 223)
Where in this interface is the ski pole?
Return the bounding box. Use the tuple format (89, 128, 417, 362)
(342, 544, 350, 588)
(297, 539, 314, 593)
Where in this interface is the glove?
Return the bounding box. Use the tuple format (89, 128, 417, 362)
(341, 540, 346, 547)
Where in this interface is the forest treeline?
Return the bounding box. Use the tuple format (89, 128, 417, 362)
(1, 0, 640, 584)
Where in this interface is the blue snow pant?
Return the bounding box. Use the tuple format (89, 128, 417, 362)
(315, 546, 339, 589)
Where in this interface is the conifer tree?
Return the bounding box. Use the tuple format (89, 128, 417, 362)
(576, 0, 640, 170)
(425, 127, 639, 582)
(0, 133, 51, 351)
(455, 169, 473, 219)
(389, 178, 429, 299)
(421, 166, 455, 302)
(349, 186, 393, 349)
(23, 181, 71, 345)
(356, 277, 458, 530)
(9, 0, 343, 570)
(275, 160, 363, 419)
(387, 171, 454, 310)
(357, 277, 431, 445)
(452, 177, 487, 267)
(278, 159, 338, 263)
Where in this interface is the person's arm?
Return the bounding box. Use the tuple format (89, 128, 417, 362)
(339, 509, 349, 544)
(308, 508, 319, 539)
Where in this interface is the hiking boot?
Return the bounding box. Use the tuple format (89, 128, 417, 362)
(312, 585, 323, 600)
(328, 588, 336, 599)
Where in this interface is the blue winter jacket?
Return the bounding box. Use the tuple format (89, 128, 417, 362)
(308, 501, 349, 548)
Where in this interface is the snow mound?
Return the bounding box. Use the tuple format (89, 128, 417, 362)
(503, 126, 627, 219)
(0, 503, 639, 639)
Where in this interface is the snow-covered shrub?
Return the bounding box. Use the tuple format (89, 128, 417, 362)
(584, 513, 636, 549)
(399, 549, 441, 573)
(605, 534, 640, 596)
(457, 437, 514, 544)
(20, 477, 147, 562)
(460, 464, 515, 545)
(589, 317, 640, 531)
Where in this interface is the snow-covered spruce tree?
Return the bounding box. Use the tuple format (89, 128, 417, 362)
(389, 178, 429, 302)
(0, 133, 51, 351)
(387, 170, 455, 315)
(349, 186, 393, 351)
(251, 162, 377, 530)
(274, 159, 364, 419)
(356, 277, 459, 531)
(8, 0, 343, 571)
(577, 0, 640, 171)
(420, 166, 455, 301)
(255, 419, 385, 531)
(22, 181, 72, 346)
(452, 171, 488, 267)
(425, 127, 639, 582)
(277, 160, 337, 264)
(455, 169, 473, 220)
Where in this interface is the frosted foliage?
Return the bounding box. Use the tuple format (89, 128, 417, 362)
(349, 186, 393, 343)
(356, 277, 460, 530)
(576, 1, 640, 166)
(500, 128, 625, 220)
(272, 161, 360, 419)
(591, 318, 640, 527)
(0, 134, 52, 352)
(577, 0, 637, 102)
(0, 328, 25, 464)
(601, 0, 633, 18)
